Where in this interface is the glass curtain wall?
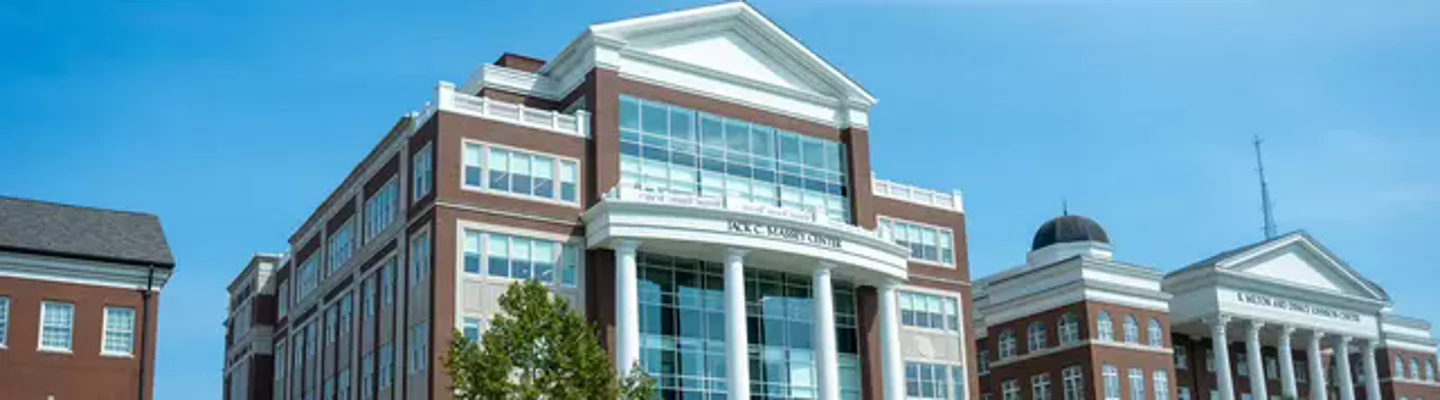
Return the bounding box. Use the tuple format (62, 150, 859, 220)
(619, 96, 852, 223)
(637, 252, 861, 400)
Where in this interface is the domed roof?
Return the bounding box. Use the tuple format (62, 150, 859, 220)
(1031, 215, 1110, 251)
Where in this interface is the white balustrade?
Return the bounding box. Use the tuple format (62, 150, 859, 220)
(872, 175, 964, 212)
(604, 185, 887, 242)
(434, 81, 589, 138)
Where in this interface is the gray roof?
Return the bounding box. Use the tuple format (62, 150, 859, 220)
(0, 196, 175, 268)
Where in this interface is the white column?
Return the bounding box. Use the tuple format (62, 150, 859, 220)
(1209, 315, 1237, 400)
(1245, 321, 1269, 400)
(878, 281, 905, 400)
(1335, 336, 1355, 400)
(614, 240, 642, 376)
(1361, 340, 1381, 400)
(724, 249, 751, 399)
(1309, 332, 1329, 400)
(1278, 325, 1298, 399)
(813, 264, 840, 400)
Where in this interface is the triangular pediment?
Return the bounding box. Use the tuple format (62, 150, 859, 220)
(1216, 233, 1387, 301)
(588, 2, 876, 107)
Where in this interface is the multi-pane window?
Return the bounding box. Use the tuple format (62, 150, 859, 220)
(1058, 313, 1079, 346)
(0, 296, 8, 347)
(1062, 366, 1084, 400)
(410, 230, 430, 289)
(1028, 322, 1048, 352)
(379, 342, 394, 390)
(278, 281, 290, 319)
(328, 218, 356, 274)
(905, 362, 961, 399)
(1412, 359, 1422, 380)
(1123, 315, 1139, 344)
(1266, 356, 1278, 380)
(1103, 365, 1120, 400)
(899, 291, 960, 332)
(1178, 387, 1191, 400)
(1427, 360, 1435, 381)
(337, 368, 351, 400)
(462, 317, 485, 343)
(1032, 374, 1052, 400)
(297, 256, 319, 300)
(1237, 353, 1249, 376)
(1097, 311, 1114, 342)
(381, 258, 395, 306)
(1297, 361, 1308, 382)
(1175, 345, 1189, 370)
(1154, 370, 1170, 400)
(412, 142, 433, 200)
(409, 322, 428, 374)
(102, 307, 136, 355)
(1128, 368, 1144, 400)
(463, 230, 579, 287)
(340, 293, 353, 337)
(463, 142, 580, 205)
(363, 278, 376, 320)
(40, 301, 74, 352)
(275, 340, 287, 393)
(978, 350, 990, 374)
(1398, 358, 1408, 378)
(619, 96, 852, 222)
(361, 352, 374, 398)
(364, 177, 400, 241)
(1148, 319, 1163, 347)
(880, 218, 955, 266)
(1206, 349, 1215, 372)
(999, 330, 1017, 360)
(326, 306, 337, 344)
(1002, 380, 1020, 400)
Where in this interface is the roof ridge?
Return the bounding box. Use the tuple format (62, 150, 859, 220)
(0, 195, 160, 218)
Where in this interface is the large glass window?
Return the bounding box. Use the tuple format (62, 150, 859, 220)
(102, 307, 136, 356)
(619, 96, 852, 223)
(906, 362, 963, 399)
(275, 340, 287, 396)
(379, 342, 394, 390)
(328, 218, 356, 274)
(364, 177, 400, 242)
(899, 291, 960, 332)
(361, 351, 374, 398)
(879, 218, 955, 266)
(463, 229, 579, 287)
(410, 230, 430, 289)
(40, 301, 74, 352)
(463, 142, 580, 205)
(1062, 366, 1083, 400)
(636, 252, 861, 399)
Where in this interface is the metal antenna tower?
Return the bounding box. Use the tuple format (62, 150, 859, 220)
(1253, 135, 1278, 239)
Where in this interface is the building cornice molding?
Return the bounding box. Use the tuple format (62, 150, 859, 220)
(0, 251, 171, 292)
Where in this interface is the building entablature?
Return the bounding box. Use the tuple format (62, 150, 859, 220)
(583, 186, 908, 285)
(975, 255, 1170, 327)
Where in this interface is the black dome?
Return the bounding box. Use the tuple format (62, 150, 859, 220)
(1031, 215, 1110, 251)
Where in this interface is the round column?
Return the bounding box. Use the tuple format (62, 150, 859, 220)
(1362, 340, 1381, 400)
(724, 249, 751, 399)
(1209, 315, 1236, 400)
(878, 281, 905, 400)
(1335, 336, 1355, 400)
(1309, 332, 1329, 400)
(1245, 321, 1268, 400)
(1278, 326, 1298, 398)
(813, 264, 840, 400)
(614, 240, 642, 376)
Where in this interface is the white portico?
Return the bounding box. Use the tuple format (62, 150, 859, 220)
(584, 186, 913, 399)
(1165, 232, 1392, 400)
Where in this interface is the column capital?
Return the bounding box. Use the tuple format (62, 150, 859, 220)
(877, 278, 903, 291)
(1311, 331, 1327, 342)
(816, 260, 838, 272)
(1279, 324, 1297, 336)
(1362, 338, 1380, 351)
(614, 239, 642, 253)
(1334, 335, 1354, 346)
(1246, 320, 1266, 334)
(724, 248, 749, 263)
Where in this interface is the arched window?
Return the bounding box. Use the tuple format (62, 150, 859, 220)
(1000, 330, 1017, 359)
(1058, 313, 1080, 346)
(1398, 358, 1407, 378)
(1411, 359, 1421, 380)
(1097, 311, 1114, 342)
(1426, 360, 1435, 381)
(1028, 322, 1048, 352)
(1147, 319, 1163, 348)
(1123, 315, 1139, 344)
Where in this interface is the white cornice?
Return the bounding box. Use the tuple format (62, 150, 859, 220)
(0, 251, 172, 291)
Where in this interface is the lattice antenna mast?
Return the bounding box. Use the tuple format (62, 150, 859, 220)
(1253, 135, 1278, 239)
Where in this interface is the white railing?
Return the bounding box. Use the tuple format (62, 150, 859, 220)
(435, 81, 589, 138)
(872, 175, 964, 212)
(604, 185, 887, 241)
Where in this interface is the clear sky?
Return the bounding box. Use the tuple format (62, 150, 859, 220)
(2, 0, 1437, 397)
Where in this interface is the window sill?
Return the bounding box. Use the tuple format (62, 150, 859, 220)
(38, 347, 73, 355)
(459, 185, 581, 209)
(900, 325, 962, 336)
(906, 258, 957, 269)
(101, 351, 135, 359)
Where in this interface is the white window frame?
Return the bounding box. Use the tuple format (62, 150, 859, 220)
(460, 140, 582, 207)
(101, 306, 137, 357)
(1147, 318, 1163, 348)
(1062, 366, 1084, 400)
(0, 296, 8, 348)
(412, 142, 433, 201)
(1032, 373, 1052, 400)
(1128, 368, 1145, 400)
(1028, 322, 1048, 352)
(1058, 313, 1080, 346)
(898, 290, 961, 333)
(1097, 311, 1114, 342)
(1123, 315, 1139, 344)
(1002, 379, 1020, 400)
(460, 227, 582, 288)
(38, 301, 74, 353)
(878, 216, 956, 267)
(364, 175, 400, 242)
(1103, 365, 1120, 400)
(1154, 370, 1170, 400)
(999, 330, 1017, 360)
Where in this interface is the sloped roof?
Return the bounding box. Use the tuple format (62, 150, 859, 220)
(0, 196, 174, 268)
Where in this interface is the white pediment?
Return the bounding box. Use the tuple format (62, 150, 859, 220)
(632, 27, 829, 96)
(1218, 233, 1387, 301)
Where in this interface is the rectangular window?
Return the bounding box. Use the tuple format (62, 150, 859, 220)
(1154, 371, 1170, 400)
(462, 318, 483, 343)
(1032, 374, 1052, 400)
(1237, 353, 1249, 376)
(409, 322, 428, 374)
(1266, 356, 1278, 380)
(880, 218, 956, 266)
(337, 368, 350, 400)
(378, 342, 394, 389)
(102, 306, 136, 356)
(39, 301, 74, 352)
(363, 277, 376, 320)
(410, 230, 430, 289)
(1206, 349, 1215, 372)
(1176, 345, 1188, 370)
(328, 218, 356, 273)
(340, 293, 353, 337)
(462, 142, 580, 205)
(978, 350, 990, 374)
(1129, 368, 1145, 400)
(364, 177, 400, 242)
(1179, 387, 1190, 400)
(1103, 365, 1120, 400)
(381, 258, 395, 306)
(361, 351, 374, 398)
(0, 296, 8, 347)
(278, 281, 290, 319)
(1002, 380, 1020, 400)
(1062, 366, 1084, 400)
(905, 361, 956, 399)
(275, 340, 287, 392)
(467, 229, 580, 287)
(297, 256, 320, 300)
(413, 142, 433, 200)
(326, 306, 337, 344)
(899, 291, 961, 332)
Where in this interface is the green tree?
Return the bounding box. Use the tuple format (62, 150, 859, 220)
(445, 280, 656, 399)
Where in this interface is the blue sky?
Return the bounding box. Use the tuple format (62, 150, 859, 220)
(2, 0, 1438, 397)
